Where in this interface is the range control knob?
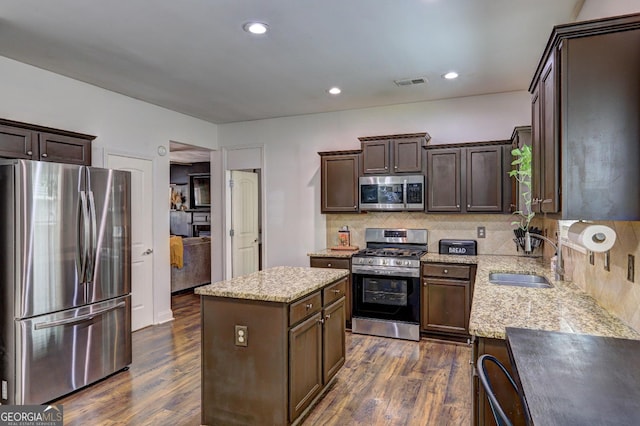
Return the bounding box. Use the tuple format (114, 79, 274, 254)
(368, 259, 374, 264)
(382, 259, 388, 265)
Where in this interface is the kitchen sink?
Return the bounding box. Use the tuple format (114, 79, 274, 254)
(488, 272, 553, 288)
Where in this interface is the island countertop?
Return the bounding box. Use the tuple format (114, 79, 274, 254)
(421, 253, 640, 341)
(194, 266, 349, 303)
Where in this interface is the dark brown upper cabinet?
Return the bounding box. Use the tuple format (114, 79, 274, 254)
(318, 150, 361, 213)
(426, 141, 510, 213)
(0, 118, 94, 166)
(359, 132, 430, 174)
(529, 13, 640, 220)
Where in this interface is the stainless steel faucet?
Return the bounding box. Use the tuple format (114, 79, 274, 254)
(525, 231, 564, 281)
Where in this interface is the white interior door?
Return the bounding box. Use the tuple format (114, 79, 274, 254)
(106, 154, 154, 331)
(231, 170, 259, 277)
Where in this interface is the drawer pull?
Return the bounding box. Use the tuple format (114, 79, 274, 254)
(331, 289, 341, 294)
(305, 303, 313, 310)
(327, 263, 332, 267)
(443, 269, 448, 274)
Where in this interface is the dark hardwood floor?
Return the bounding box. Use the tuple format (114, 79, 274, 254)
(56, 292, 471, 425)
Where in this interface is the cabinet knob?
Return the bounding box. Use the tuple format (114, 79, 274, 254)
(443, 269, 449, 274)
(27, 150, 33, 156)
(41, 153, 48, 158)
(394, 165, 398, 169)
(325, 314, 331, 320)
(332, 289, 341, 294)
(467, 204, 471, 208)
(327, 263, 332, 267)
(353, 205, 357, 209)
(318, 318, 325, 324)
(456, 204, 460, 208)
(305, 303, 313, 310)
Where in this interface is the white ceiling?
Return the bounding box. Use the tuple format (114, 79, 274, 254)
(0, 0, 582, 124)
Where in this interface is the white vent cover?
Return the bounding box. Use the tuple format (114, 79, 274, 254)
(394, 77, 428, 87)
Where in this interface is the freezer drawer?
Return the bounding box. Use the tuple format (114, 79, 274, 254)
(11, 295, 131, 405)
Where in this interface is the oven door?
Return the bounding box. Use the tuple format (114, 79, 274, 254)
(352, 272, 420, 323)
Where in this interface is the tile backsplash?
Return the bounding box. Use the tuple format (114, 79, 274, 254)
(326, 213, 640, 334)
(545, 218, 640, 334)
(326, 212, 537, 256)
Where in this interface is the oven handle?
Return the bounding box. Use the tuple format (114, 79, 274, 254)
(352, 266, 419, 278)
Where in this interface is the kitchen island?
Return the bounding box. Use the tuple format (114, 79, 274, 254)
(195, 266, 349, 426)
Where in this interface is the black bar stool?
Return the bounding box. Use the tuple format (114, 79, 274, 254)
(476, 354, 526, 426)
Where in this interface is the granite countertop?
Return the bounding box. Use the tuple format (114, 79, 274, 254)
(307, 248, 360, 258)
(421, 253, 640, 341)
(194, 266, 349, 303)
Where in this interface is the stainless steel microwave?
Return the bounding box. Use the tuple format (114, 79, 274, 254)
(359, 175, 424, 211)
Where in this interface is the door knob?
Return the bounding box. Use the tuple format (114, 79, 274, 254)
(143, 248, 153, 255)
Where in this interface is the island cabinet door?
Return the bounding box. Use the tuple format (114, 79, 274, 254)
(323, 297, 346, 383)
(289, 312, 323, 422)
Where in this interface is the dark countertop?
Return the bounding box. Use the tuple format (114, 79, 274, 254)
(506, 327, 640, 426)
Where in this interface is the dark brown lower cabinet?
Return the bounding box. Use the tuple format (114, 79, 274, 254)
(290, 295, 346, 422)
(473, 337, 527, 426)
(309, 256, 352, 327)
(421, 263, 475, 338)
(201, 276, 347, 426)
(289, 312, 323, 420)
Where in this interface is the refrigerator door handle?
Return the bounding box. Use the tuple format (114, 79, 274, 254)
(76, 190, 90, 284)
(86, 190, 98, 284)
(33, 301, 127, 330)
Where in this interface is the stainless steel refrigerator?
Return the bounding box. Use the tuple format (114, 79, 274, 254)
(0, 159, 132, 405)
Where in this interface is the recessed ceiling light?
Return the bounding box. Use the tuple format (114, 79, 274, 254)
(243, 22, 269, 35)
(443, 71, 459, 80)
(328, 87, 342, 95)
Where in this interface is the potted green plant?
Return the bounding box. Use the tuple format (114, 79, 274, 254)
(508, 145, 541, 253)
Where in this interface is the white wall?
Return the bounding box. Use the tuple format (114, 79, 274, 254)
(579, 0, 640, 20)
(219, 91, 531, 268)
(0, 55, 219, 325)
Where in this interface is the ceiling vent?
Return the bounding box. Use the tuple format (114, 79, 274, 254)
(394, 77, 428, 87)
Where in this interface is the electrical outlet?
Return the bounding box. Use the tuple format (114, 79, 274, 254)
(589, 251, 594, 265)
(235, 325, 248, 347)
(477, 226, 486, 239)
(628, 255, 635, 283)
(604, 251, 610, 272)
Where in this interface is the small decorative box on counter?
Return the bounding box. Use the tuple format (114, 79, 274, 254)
(438, 239, 477, 255)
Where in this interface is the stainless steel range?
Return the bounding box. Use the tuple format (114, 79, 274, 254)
(351, 228, 428, 341)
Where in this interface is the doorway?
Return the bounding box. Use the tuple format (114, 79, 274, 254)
(231, 170, 260, 277)
(169, 142, 213, 298)
(221, 146, 265, 280)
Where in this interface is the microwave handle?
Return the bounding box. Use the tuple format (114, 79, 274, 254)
(403, 179, 408, 208)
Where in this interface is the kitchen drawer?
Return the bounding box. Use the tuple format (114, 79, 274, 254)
(310, 257, 350, 270)
(422, 263, 470, 280)
(289, 291, 322, 326)
(323, 277, 347, 306)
